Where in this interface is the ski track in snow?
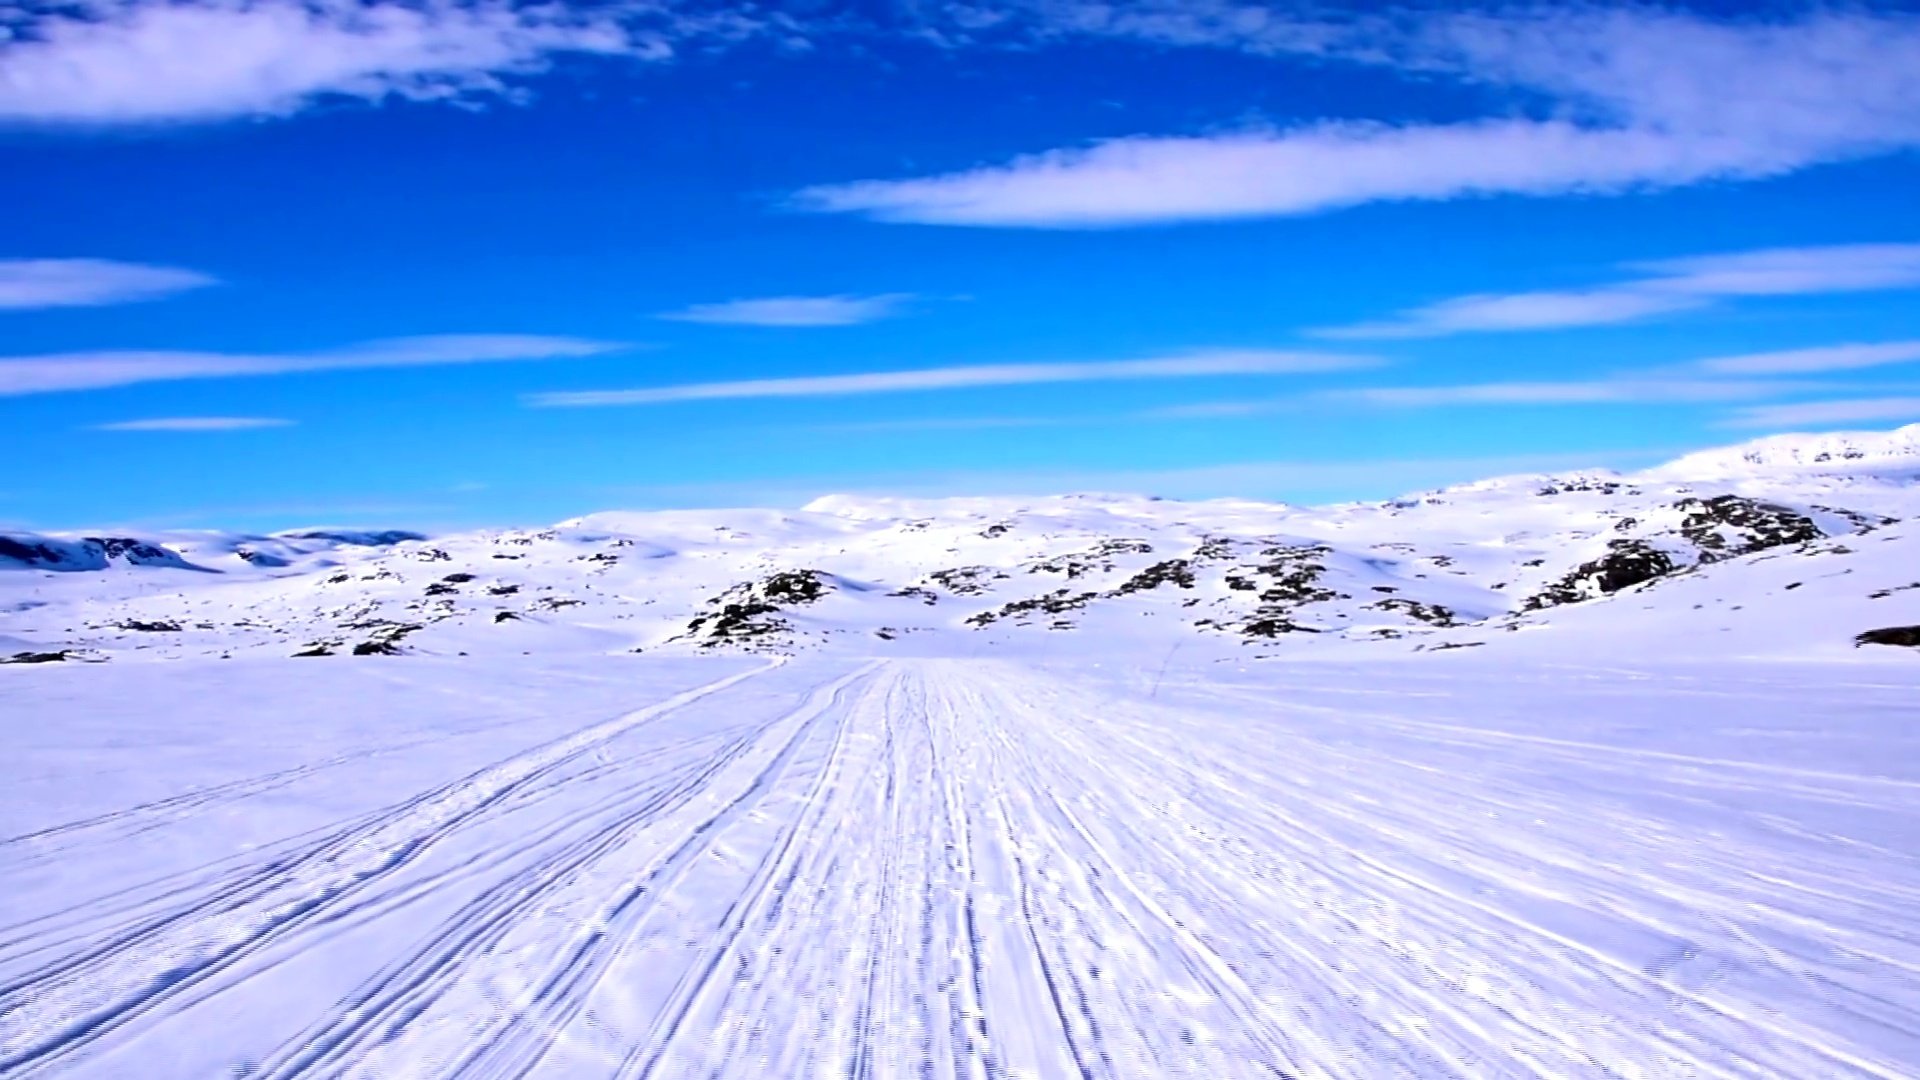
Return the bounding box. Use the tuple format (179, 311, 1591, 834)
(3, 657, 1918, 1078)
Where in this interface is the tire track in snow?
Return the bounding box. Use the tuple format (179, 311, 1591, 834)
(0, 661, 784, 1077)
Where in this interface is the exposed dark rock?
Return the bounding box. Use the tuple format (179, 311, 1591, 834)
(116, 620, 182, 632)
(442, 572, 477, 583)
(487, 584, 521, 596)
(292, 645, 334, 657)
(494, 611, 519, 623)
(1535, 479, 1628, 497)
(760, 571, 827, 604)
(1365, 598, 1458, 626)
(1111, 559, 1196, 594)
(1240, 617, 1319, 638)
(1676, 495, 1823, 562)
(2, 650, 71, 664)
(281, 529, 425, 546)
(1192, 537, 1235, 561)
(929, 567, 1001, 596)
(684, 570, 832, 645)
(1525, 540, 1677, 610)
(980, 522, 1012, 538)
(424, 583, 459, 597)
(0, 536, 71, 566)
(1855, 626, 1920, 648)
(967, 589, 1100, 627)
(349, 622, 421, 656)
(888, 586, 939, 606)
(1028, 540, 1153, 580)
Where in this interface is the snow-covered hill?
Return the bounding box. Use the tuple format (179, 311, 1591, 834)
(7, 429, 1920, 1080)
(4, 426, 1918, 665)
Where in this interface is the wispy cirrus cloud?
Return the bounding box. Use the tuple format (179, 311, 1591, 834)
(1697, 340, 1920, 376)
(0, 0, 787, 125)
(797, 7, 1920, 227)
(657, 293, 916, 327)
(0, 334, 625, 396)
(1271, 335, 1920, 426)
(527, 348, 1377, 407)
(1720, 397, 1920, 430)
(0, 258, 217, 309)
(1317, 244, 1920, 338)
(1334, 378, 1821, 409)
(92, 416, 295, 432)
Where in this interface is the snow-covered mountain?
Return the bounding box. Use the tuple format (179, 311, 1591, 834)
(5, 426, 1918, 665)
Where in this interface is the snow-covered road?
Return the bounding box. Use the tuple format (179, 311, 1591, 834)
(4, 655, 1918, 1078)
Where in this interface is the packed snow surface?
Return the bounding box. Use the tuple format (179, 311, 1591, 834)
(4, 427, 1920, 1077)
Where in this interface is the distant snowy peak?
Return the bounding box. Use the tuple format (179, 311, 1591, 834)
(1644, 423, 1920, 481)
(0, 533, 205, 573)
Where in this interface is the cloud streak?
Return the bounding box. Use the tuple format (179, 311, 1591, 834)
(93, 416, 296, 431)
(1318, 244, 1920, 338)
(657, 294, 916, 327)
(0, 258, 217, 309)
(796, 8, 1920, 228)
(0, 334, 626, 396)
(528, 349, 1377, 407)
(1334, 378, 1819, 409)
(0, 0, 782, 125)
(1721, 397, 1920, 430)
(1696, 340, 1920, 376)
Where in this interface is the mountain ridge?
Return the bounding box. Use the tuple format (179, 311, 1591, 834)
(4, 426, 1917, 665)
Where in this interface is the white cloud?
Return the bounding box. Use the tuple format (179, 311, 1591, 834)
(1319, 288, 1705, 340)
(0, 258, 217, 309)
(0, 333, 625, 396)
(797, 8, 1920, 227)
(0, 0, 756, 124)
(528, 348, 1376, 407)
(1698, 341, 1920, 377)
(92, 416, 295, 431)
(1721, 397, 1920, 430)
(657, 294, 916, 327)
(1318, 244, 1920, 338)
(1336, 378, 1811, 409)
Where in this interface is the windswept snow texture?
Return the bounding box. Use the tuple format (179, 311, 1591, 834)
(4, 426, 1920, 1077)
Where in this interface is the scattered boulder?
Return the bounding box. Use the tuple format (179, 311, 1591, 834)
(1525, 540, 1677, 610)
(1676, 496, 1822, 561)
(1112, 559, 1196, 594)
(684, 571, 833, 645)
(928, 566, 1003, 595)
(2, 650, 72, 664)
(967, 589, 1099, 627)
(1855, 626, 1920, 649)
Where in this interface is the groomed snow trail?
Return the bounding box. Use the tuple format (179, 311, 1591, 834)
(3, 657, 1917, 1078)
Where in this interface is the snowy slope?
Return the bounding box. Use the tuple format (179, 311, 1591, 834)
(4, 652, 1918, 1078)
(3, 426, 1917, 665)
(6, 426, 1920, 1078)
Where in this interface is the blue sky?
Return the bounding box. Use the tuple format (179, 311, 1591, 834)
(4, 0, 1920, 530)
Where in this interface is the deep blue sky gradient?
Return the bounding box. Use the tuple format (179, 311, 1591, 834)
(4, 14, 1919, 529)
